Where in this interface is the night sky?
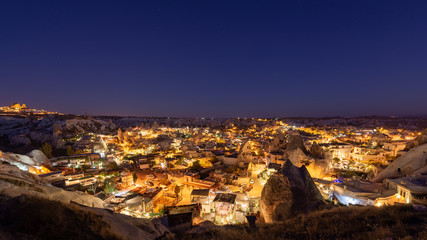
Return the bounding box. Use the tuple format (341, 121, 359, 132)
(1, 1, 426, 118)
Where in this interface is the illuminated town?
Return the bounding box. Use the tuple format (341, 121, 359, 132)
(0, 103, 63, 116)
(1, 103, 426, 238)
(2, 1, 427, 239)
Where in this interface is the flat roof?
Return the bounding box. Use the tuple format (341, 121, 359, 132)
(389, 178, 427, 193)
(191, 189, 210, 196)
(213, 193, 236, 204)
(38, 171, 63, 177)
(268, 163, 282, 170)
(365, 189, 397, 200)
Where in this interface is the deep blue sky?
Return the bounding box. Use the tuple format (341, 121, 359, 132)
(1, 1, 426, 117)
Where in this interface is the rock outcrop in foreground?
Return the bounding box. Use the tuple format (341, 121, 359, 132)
(0, 195, 169, 240)
(0, 161, 170, 240)
(0, 150, 52, 172)
(260, 160, 325, 223)
(0, 161, 105, 208)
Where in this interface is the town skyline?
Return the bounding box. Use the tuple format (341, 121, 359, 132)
(1, 102, 427, 119)
(2, 1, 427, 117)
(2, 1, 427, 239)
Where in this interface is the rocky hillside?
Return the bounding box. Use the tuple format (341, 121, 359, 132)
(372, 143, 427, 182)
(0, 149, 51, 172)
(180, 205, 427, 240)
(0, 195, 169, 240)
(407, 128, 427, 149)
(0, 115, 118, 153)
(59, 118, 117, 137)
(0, 161, 170, 240)
(0, 161, 105, 207)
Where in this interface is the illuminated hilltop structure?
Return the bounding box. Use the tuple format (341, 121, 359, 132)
(0, 103, 62, 116)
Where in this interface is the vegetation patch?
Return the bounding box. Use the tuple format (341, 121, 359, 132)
(179, 206, 427, 240)
(0, 195, 119, 240)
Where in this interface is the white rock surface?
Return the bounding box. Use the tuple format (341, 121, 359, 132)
(372, 143, 427, 182)
(0, 161, 170, 240)
(27, 149, 51, 166)
(0, 162, 104, 208)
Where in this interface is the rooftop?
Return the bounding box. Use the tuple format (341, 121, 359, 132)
(213, 193, 237, 204)
(190, 189, 210, 196)
(389, 177, 427, 193)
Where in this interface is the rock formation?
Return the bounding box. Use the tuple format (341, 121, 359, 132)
(269, 132, 287, 152)
(0, 193, 169, 240)
(9, 134, 31, 146)
(0, 161, 105, 207)
(372, 143, 427, 182)
(260, 160, 325, 223)
(27, 149, 52, 167)
(0, 160, 170, 240)
(52, 122, 63, 148)
(285, 135, 308, 155)
(406, 128, 427, 149)
(1, 151, 50, 172)
(309, 142, 324, 159)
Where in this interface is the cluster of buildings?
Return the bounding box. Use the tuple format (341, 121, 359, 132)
(0, 103, 62, 116)
(14, 117, 427, 225)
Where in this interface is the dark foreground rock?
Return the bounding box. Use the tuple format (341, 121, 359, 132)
(260, 160, 325, 223)
(0, 194, 170, 240)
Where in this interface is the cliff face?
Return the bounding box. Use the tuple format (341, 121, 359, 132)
(372, 143, 427, 182)
(260, 160, 325, 223)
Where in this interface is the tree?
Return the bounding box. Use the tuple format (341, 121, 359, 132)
(40, 142, 53, 159)
(175, 155, 184, 165)
(367, 160, 376, 166)
(106, 161, 119, 171)
(174, 185, 181, 198)
(211, 156, 219, 163)
(103, 178, 116, 195)
(66, 145, 75, 156)
(189, 160, 202, 171)
(342, 170, 357, 179)
(81, 164, 90, 173)
(226, 166, 241, 174)
(132, 172, 138, 184)
(159, 205, 166, 215)
(88, 180, 99, 195)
